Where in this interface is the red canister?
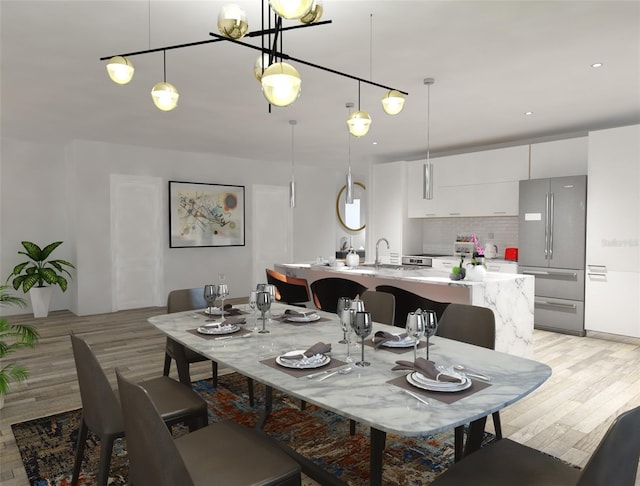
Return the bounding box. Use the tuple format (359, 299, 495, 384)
(504, 248, 518, 261)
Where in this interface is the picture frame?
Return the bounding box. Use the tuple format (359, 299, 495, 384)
(169, 181, 245, 248)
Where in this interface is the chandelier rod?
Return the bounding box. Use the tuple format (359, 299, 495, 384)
(207, 31, 409, 95)
(99, 20, 332, 61)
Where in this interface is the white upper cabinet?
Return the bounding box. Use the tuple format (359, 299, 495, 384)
(408, 145, 529, 218)
(530, 137, 588, 179)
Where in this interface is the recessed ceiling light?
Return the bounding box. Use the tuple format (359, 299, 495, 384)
(524, 111, 533, 116)
(591, 62, 604, 68)
(372, 141, 378, 145)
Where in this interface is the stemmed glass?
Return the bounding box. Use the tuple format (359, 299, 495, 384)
(351, 311, 373, 367)
(249, 290, 258, 331)
(406, 310, 426, 361)
(217, 283, 229, 316)
(424, 310, 438, 360)
(203, 284, 218, 322)
(337, 297, 352, 344)
(341, 307, 354, 362)
(256, 291, 271, 333)
(266, 284, 277, 319)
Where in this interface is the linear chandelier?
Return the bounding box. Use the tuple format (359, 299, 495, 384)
(100, 1, 409, 135)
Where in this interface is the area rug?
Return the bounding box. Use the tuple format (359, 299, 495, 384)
(11, 372, 494, 486)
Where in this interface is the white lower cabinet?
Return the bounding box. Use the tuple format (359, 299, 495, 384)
(585, 270, 640, 338)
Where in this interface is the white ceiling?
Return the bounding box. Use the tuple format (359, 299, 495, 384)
(1, 1, 639, 170)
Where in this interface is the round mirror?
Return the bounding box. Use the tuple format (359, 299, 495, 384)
(336, 182, 366, 231)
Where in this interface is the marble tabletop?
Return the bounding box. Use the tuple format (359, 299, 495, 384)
(148, 303, 551, 437)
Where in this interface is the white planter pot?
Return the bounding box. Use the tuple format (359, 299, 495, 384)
(465, 265, 487, 282)
(29, 287, 52, 318)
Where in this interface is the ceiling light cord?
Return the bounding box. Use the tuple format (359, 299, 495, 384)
(289, 119, 297, 208)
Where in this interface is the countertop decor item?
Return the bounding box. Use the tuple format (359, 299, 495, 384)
(450, 256, 466, 281)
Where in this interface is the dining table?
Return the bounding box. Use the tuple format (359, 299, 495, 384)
(148, 302, 551, 486)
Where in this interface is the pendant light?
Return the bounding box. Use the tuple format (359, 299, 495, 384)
(300, 0, 323, 24)
(261, 62, 302, 107)
(289, 120, 297, 208)
(345, 102, 354, 204)
(347, 82, 371, 137)
(106, 56, 134, 85)
(381, 90, 405, 115)
(423, 77, 435, 200)
(151, 51, 179, 111)
(269, 0, 313, 20)
(217, 4, 249, 40)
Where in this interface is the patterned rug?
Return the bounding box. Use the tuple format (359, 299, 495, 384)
(11, 372, 495, 486)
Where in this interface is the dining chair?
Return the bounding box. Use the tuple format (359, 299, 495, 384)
(375, 285, 450, 328)
(116, 369, 302, 486)
(266, 268, 312, 306)
(436, 303, 501, 461)
(310, 278, 367, 313)
(163, 289, 254, 406)
(70, 332, 208, 486)
(431, 404, 640, 485)
(361, 289, 396, 325)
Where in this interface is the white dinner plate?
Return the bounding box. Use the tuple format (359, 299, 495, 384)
(197, 323, 240, 335)
(204, 307, 224, 316)
(381, 336, 416, 348)
(276, 350, 331, 369)
(286, 314, 321, 323)
(407, 372, 472, 392)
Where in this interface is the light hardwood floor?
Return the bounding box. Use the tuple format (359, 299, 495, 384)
(1, 307, 639, 485)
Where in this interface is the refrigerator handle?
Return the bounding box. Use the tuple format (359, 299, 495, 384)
(549, 192, 554, 260)
(544, 192, 550, 259)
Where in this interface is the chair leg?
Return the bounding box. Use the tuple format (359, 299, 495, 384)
(162, 353, 172, 376)
(211, 361, 218, 387)
(300, 400, 306, 411)
(349, 419, 356, 435)
(492, 411, 503, 439)
(71, 417, 89, 485)
(247, 377, 255, 407)
(454, 425, 464, 462)
(96, 435, 116, 486)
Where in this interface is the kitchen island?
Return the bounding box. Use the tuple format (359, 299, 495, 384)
(275, 263, 534, 358)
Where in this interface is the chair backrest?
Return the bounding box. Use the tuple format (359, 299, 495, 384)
(361, 290, 396, 325)
(265, 268, 311, 304)
(167, 288, 207, 314)
(69, 332, 123, 436)
(578, 405, 640, 486)
(437, 303, 496, 350)
(375, 285, 450, 328)
(310, 278, 367, 313)
(116, 369, 194, 486)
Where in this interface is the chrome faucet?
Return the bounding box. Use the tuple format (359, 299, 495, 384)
(375, 238, 390, 267)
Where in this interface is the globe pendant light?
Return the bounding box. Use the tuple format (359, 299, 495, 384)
(300, 0, 323, 24)
(253, 53, 270, 81)
(381, 89, 405, 115)
(347, 82, 371, 137)
(217, 4, 249, 40)
(269, 0, 313, 20)
(151, 51, 179, 111)
(261, 62, 302, 107)
(106, 56, 134, 85)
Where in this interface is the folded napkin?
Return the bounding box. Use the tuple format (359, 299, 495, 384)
(280, 342, 332, 360)
(372, 330, 408, 348)
(284, 309, 317, 317)
(221, 316, 246, 326)
(392, 358, 463, 383)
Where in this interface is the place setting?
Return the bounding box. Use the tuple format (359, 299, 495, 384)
(276, 308, 330, 325)
(188, 315, 252, 340)
(261, 342, 348, 377)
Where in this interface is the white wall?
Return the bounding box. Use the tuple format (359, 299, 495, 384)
(1, 137, 351, 316)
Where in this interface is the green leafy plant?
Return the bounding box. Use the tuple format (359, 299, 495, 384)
(6, 241, 75, 293)
(0, 285, 40, 396)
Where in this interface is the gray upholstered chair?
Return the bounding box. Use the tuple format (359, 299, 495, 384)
(361, 289, 396, 325)
(375, 285, 450, 328)
(431, 405, 640, 485)
(116, 369, 301, 486)
(70, 332, 207, 486)
(437, 303, 501, 461)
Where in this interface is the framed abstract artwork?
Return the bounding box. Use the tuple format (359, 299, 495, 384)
(169, 181, 245, 248)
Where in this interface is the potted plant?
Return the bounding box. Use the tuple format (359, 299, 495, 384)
(0, 285, 40, 408)
(6, 241, 75, 318)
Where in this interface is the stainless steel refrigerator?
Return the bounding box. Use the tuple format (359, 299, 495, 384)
(518, 175, 587, 335)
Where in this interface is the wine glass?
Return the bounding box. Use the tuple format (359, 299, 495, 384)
(249, 290, 258, 331)
(217, 283, 229, 316)
(337, 297, 352, 344)
(351, 311, 373, 367)
(203, 284, 218, 322)
(406, 310, 426, 361)
(256, 291, 271, 333)
(424, 310, 438, 360)
(341, 307, 354, 362)
(265, 284, 277, 318)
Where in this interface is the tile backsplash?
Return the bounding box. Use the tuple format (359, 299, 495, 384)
(421, 216, 518, 257)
